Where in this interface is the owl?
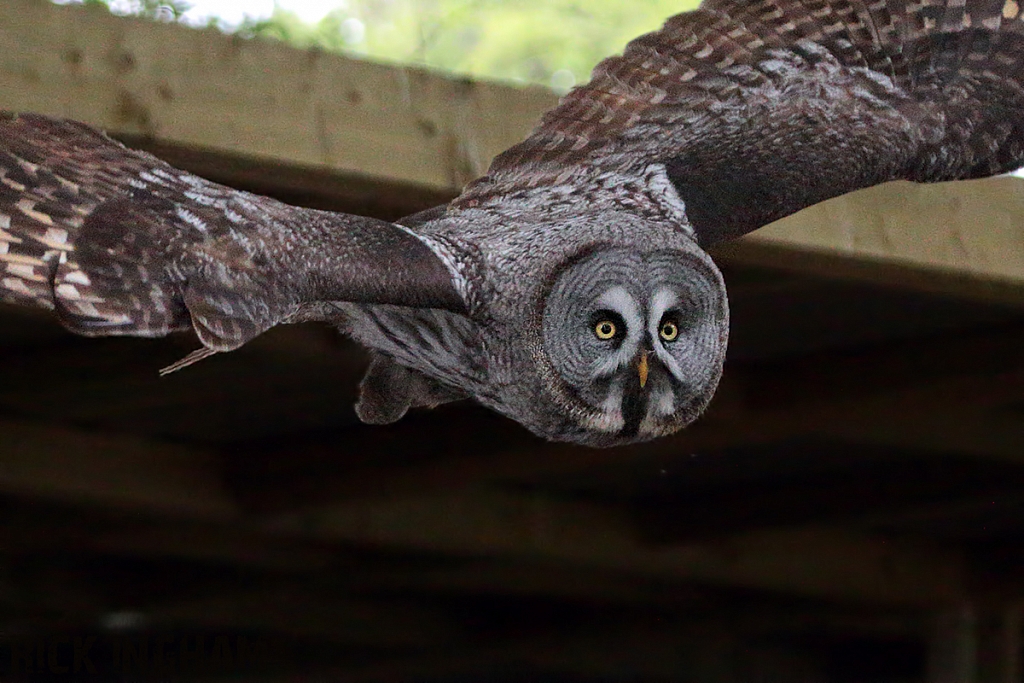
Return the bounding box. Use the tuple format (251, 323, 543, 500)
(1, 0, 1023, 447)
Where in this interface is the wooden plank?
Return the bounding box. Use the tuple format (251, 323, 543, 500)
(924, 604, 1024, 683)
(976, 605, 1024, 683)
(185, 604, 863, 682)
(0, 0, 553, 194)
(331, 623, 826, 683)
(360, 558, 707, 605)
(81, 522, 340, 573)
(173, 588, 922, 681)
(147, 590, 457, 648)
(275, 488, 966, 605)
(0, 418, 236, 518)
(0, 500, 340, 572)
(734, 321, 1024, 412)
(717, 178, 1024, 306)
(928, 605, 980, 683)
(635, 446, 1024, 545)
(0, 415, 968, 604)
(0, 325, 367, 442)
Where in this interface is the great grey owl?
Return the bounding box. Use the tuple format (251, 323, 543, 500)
(1, 0, 1024, 447)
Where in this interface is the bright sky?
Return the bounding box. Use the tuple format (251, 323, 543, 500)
(121, 0, 345, 25)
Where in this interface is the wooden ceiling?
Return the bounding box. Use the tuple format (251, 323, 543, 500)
(2, 1, 1024, 681)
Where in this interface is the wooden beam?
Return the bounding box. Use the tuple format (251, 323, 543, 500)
(4, 315, 1019, 589)
(0, 489, 926, 616)
(358, 558, 706, 605)
(634, 442, 1024, 545)
(0, 325, 366, 442)
(0, 415, 973, 605)
(0, 411, 1004, 610)
(733, 321, 1024, 412)
(0, 510, 341, 573)
(926, 604, 1024, 683)
(821, 410, 1024, 463)
(0, 414, 966, 604)
(0, 496, 753, 609)
(188, 597, 923, 683)
(272, 488, 966, 605)
(928, 605, 980, 683)
(0, 418, 235, 518)
(146, 590, 458, 648)
(719, 178, 1024, 307)
(0, 0, 552, 196)
(332, 624, 823, 683)
(977, 605, 1024, 683)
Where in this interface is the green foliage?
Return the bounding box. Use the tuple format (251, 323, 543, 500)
(61, 0, 702, 89)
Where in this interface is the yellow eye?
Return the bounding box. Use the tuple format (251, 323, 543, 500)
(594, 320, 617, 340)
(659, 320, 679, 342)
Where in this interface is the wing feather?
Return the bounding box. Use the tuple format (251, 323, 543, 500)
(0, 113, 474, 352)
(458, 0, 1024, 245)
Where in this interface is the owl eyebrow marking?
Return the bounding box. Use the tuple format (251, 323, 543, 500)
(590, 285, 643, 379)
(652, 341, 688, 385)
(648, 288, 679, 328)
(645, 287, 692, 384)
(596, 286, 642, 331)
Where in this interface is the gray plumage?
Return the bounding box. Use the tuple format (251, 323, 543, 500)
(1, 0, 1024, 446)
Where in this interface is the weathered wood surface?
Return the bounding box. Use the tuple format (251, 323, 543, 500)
(722, 178, 1024, 306)
(0, 0, 553, 192)
(0, 415, 969, 604)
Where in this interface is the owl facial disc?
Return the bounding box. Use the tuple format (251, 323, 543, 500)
(540, 247, 728, 446)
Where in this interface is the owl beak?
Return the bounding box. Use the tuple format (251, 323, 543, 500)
(637, 352, 650, 389)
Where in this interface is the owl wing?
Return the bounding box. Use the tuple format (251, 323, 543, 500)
(0, 113, 476, 354)
(459, 0, 1024, 246)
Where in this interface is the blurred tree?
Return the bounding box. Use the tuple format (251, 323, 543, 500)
(58, 0, 700, 90)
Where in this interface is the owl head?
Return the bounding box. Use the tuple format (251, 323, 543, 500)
(459, 209, 730, 448)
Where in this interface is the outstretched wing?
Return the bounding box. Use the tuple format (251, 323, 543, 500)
(459, 0, 1024, 246)
(0, 113, 474, 353)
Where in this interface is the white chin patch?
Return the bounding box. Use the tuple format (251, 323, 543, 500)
(580, 380, 624, 433)
(597, 286, 640, 323)
(639, 385, 676, 436)
(648, 288, 679, 324)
